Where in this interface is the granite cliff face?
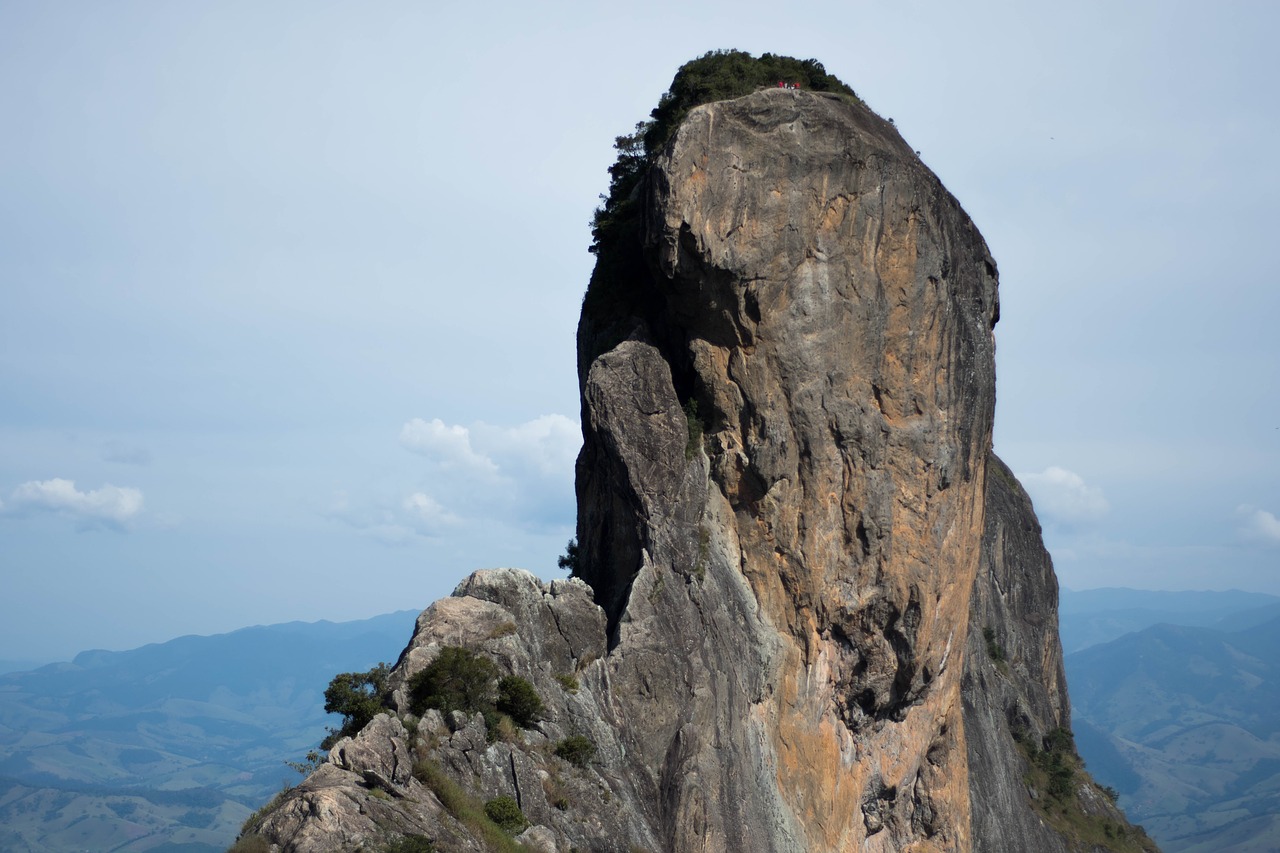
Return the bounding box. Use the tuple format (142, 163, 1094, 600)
(240, 86, 1153, 852)
(574, 87, 997, 851)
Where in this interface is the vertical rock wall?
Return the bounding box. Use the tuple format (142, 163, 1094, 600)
(243, 84, 1156, 853)
(576, 87, 999, 851)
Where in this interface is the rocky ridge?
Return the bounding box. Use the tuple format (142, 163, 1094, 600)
(241, 84, 1154, 852)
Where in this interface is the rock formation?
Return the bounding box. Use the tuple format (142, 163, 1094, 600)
(238, 80, 1155, 853)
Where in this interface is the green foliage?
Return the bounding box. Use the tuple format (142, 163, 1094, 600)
(1031, 727, 1078, 801)
(412, 759, 531, 852)
(694, 524, 711, 581)
(408, 647, 499, 717)
(486, 620, 518, 639)
(496, 675, 545, 728)
(226, 836, 272, 853)
(408, 648, 541, 743)
(555, 735, 597, 769)
(284, 749, 324, 777)
(1041, 752, 1076, 800)
(484, 796, 529, 834)
(983, 626, 1006, 663)
(557, 537, 580, 574)
(543, 769, 571, 810)
(236, 786, 291, 842)
(555, 673, 580, 693)
(321, 662, 391, 749)
(582, 52, 860, 359)
(590, 50, 858, 256)
(1044, 726, 1075, 754)
(381, 836, 435, 853)
(683, 399, 705, 460)
(1008, 721, 1156, 852)
(644, 50, 857, 151)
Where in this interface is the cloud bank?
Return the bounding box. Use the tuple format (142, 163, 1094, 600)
(399, 418, 499, 474)
(4, 478, 144, 529)
(1016, 466, 1109, 525)
(334, 415, 581, 545)
(1237, 505, 1280, 544)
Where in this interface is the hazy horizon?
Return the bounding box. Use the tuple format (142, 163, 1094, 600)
(4, 1, 1278, 662)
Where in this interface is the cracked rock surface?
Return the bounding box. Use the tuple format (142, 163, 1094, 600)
(243, 89, 1153, 853)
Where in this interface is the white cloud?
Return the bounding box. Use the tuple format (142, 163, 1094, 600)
(473, 413, 581, 478)
(403, 491, 460, 533)
(1016, 466, 1109, 524)
(371, 414, 582, 537)
(325, 487, 459, 544)
(399, 418, 499, 474)
(5, 478, 144, 529)
(1237, 505, 1280, 544)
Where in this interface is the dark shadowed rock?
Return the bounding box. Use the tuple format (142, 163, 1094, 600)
(964, 454, 1156, 852)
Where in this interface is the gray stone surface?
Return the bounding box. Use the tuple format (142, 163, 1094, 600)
(964, 455, 1153, 851)
(240, 88, 1153, 853)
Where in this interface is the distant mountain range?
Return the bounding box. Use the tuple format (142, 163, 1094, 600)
(1062, 588, 1280, 853)
(0, 610, 419, 853)
(1058, 587, 1280, 653)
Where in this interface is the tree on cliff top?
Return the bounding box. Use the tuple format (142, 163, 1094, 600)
(321, 662, 391, 749)
(589, 50, 858, 255)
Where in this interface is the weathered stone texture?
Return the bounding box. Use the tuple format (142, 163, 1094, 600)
(242, 88, 1152, 853)
(575, 87, 1000, 852)
(963, 454, 1153, 852)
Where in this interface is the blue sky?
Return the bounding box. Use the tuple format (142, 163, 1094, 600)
(2, 1, 1278, 662)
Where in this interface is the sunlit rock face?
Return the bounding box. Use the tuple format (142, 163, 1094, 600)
(575, 87, 998, 851)
(243, 87, 1154, 853)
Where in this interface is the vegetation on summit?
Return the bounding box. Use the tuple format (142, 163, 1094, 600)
(589, 49, 859, 256)
(581, 50, 861, 370)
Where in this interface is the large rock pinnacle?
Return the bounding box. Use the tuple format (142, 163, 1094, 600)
(242, 82, 1156, 853)
(576, 87, 998, 850)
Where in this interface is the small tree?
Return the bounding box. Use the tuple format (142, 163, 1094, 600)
(557, 538, 579, 574)
(496, 675, 544, 728)
(321, 662, 390, 749)
(484, 796, 529, 834)
(408, 647, 499, 716)
(555, 735, 597, 769)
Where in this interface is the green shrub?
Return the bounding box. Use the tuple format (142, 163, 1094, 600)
(486, 621, 518, 639)
(983, 626, 1006, 663)
(321, 662, 391, 749)
(1035, 727, 1078, 801)
(237, 787, 290, 839)
(557, 538, 580, 574)
(408, 647, 499, 717)
(413, 760, 529, 852)
(484, 796, 529, 834)
(284, 749, 325, 777)
(1044, 727, 1075, 754)
(381, 835, 435, 853)
(590, 49, 858, 258)
(496, 676, 544, 728)
(582, 52, 861, 369)
(555, 735, 597, 769)
(226, 836, 271, 853)
(554, 673, 579, 693)
(683, 399, 704, 460)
